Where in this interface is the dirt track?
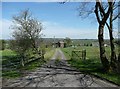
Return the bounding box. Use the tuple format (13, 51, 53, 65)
(2, 49, 120, 88)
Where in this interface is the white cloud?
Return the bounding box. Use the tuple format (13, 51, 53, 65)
(42, 21, 98, 39)
(0, 19, 13, 39)
(1, 19, 110, 39)
(0, 20, 2, 39)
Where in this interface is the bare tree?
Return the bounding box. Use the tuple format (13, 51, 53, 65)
(94, 1, 113, 71)
(104, 1, 119, 72)
(62, 0, 120, 72)
(76, 1, 111, 71)
(94, 1, 120, 72)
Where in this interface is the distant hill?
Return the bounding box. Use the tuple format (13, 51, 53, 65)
(42, 38, 99, 46)
(0, 38, 111, 46)
(42, 38, 112, 46)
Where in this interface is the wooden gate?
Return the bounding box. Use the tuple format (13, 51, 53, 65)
(21, 50, 44, 67)
(71, 49, 86, 60)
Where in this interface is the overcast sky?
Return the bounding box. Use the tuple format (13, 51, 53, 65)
(1, 1, 118, 39)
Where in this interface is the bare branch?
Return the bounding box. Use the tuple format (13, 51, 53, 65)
(94, 2, 101, 24)
(112, 12, 120, 21)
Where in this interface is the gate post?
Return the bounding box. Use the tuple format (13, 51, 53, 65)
(84, 49, 86, 60)
(71, 51, 74, 59)
(41, 50, 44, 59)
(82, 49, 86, 61)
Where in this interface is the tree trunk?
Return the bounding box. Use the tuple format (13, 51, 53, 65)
(98, 24, 110, 71)
(109, 28, 117, 71)
(109, 8, 117, 71)
(117, 46, 120, 73)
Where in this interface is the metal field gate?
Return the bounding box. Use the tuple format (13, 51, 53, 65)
(71, 49, 86, 60)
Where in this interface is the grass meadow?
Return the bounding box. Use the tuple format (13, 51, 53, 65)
(61, 46, 120, 85)
(1, 48, 55, 78)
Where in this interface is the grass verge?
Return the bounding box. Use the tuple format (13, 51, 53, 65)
(44, 48, 55, 60)
(2, 48, 55, 78)
(61, 47, 120, 85)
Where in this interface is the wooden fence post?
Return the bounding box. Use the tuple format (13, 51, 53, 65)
(82, 50, 83, 60)
(21, 57, 24, 67)
(71, 51, 76, 60)
(82, 49, 86, 61)
(71, 51, 73, 59)
(41, 50, 44, 59)
(84, 49, 86, 60)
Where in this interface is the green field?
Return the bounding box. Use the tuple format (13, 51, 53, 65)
(61, 46, 120, 85)
(61, 46, 115, 60)
(1, 48, 55, 78)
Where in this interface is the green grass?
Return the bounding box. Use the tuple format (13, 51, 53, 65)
(44, 48, 55, 60)
(20, 59, 46, 71)
(55, 59, 60, 65)
(1, 49, 20, 78)
(61, 46, 114, 60)
(61, 46, 120, 85)
(55, 50, 61, 65)
(2, 48, 55, 78)
(1, 49, 17, 56)
(0, 49, 17, 61)
(22, 48, 55, 70)
(2, 70, 21, 78)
